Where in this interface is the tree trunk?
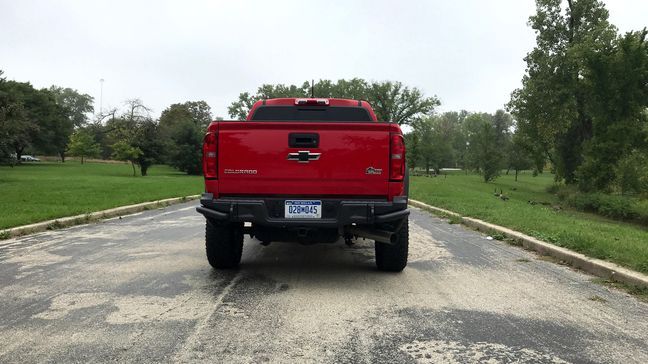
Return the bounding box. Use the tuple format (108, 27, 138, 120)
(81, 155, 84, 164)
(131, 162, 137, 176)
(506, 167, 510, 175)
(15, 146, 24, 164)
(515, 169, 519, 182)
(60, 151, 66, 163)
(140, 164, 148, 177)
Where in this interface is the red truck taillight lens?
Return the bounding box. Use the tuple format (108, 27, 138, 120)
(295, 98, 329, 106)
(202, 132, 218, 178)
(389, 133, 406, 181)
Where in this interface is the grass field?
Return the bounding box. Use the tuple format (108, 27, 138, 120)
(410, 171, 648, 274)
(2, 162, 646, 275)
(0, 161, 202, 230)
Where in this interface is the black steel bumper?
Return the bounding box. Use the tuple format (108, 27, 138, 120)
(196, 193, 409, 228)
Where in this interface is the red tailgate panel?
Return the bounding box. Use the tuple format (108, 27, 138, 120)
(217, 122, 391, 198)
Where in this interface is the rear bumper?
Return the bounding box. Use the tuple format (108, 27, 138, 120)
(196, 193, 409, 228)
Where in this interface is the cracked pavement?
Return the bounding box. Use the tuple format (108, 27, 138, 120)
(1, 202, 647, 363)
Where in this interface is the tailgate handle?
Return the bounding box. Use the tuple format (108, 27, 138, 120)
(289, 133, 319, 148)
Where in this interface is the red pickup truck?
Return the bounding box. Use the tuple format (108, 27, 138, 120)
(196, 98, 410, 271)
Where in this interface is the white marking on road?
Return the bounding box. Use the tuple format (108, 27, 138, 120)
(172, 274, 243, 362)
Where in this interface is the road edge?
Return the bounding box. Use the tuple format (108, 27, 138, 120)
(409, 199, 648, 289)
(1, 195, 201, 239)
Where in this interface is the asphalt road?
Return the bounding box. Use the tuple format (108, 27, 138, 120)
(1, 202, 647, 363)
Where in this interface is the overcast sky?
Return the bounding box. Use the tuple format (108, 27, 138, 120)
(1, 0, 647, 119)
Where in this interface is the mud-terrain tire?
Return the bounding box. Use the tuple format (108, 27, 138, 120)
(375, 218, 409, 272)
(205, 220, 244, 269)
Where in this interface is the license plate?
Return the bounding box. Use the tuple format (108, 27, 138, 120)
(285, 200, 322, 219)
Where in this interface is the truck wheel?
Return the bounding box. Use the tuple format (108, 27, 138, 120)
(205, 220, 244, 269)
(375, 219, 409, 272)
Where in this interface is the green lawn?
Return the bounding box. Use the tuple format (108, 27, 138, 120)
(411, 172, 648, 274)
(2, 163, 647, 275)
(0, 161, 202, 229)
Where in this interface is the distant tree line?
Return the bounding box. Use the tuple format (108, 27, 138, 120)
(406, 110, 535, 182)
(0, 71, 213, 176)
(228, 78, 440, 125)
(80, 99, 213, 176)
(4, 0, 646, 195)
(0, 70, 94, 164)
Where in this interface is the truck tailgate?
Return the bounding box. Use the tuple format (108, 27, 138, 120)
(217, 121, 392, 197)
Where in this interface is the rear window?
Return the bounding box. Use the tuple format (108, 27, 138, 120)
(251, 106, 372, 121)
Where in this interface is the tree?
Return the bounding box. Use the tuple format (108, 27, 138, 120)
(48, 86, 94, 127)
(228, 83, 309, 120)
(165, 119, 204, 174)
(510, 0, 648, 192)
(410, 116, 456, 174)
(368, 81, 440, 125)
(48, 86, 94, 162)
(67, 129, 100, 164)
(409, 117, 434, 173)
(491, 110, 513, 144)
(613, 150, 648, 195)
(108, 99, 163, 176)
(85, 120, 113, 160)
(465, 113, 506, 182)
(228, 79, 439, 124)
(508, 133, 534, 181)
(132, 119, 162, 176)
(0, 73, 95, 166)
(159, 101, 212, 174)
(0, 70, 18, 165)
(508, 0, 621, 186)
(575, 29, 648, 191)
(0, 81, 63, 162)
(2, 82, 34, 162)
(440, 111, 470, 169)
(403, 132, 420, 170)
(112, 141, 141, 176)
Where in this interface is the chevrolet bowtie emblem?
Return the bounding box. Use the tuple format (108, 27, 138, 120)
(287, 151, 321, 163)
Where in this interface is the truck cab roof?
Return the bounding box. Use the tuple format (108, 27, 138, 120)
(247, 98, 378, 122)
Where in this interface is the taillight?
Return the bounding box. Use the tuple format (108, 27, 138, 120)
(389, 133, 405, 181)
(295, 98, 329, 106)
(202, 132, 218, 178)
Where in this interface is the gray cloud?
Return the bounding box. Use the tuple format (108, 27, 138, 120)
(1, 0, 646, 119)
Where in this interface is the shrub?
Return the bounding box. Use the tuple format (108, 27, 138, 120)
(614, 151, 648, 195)
(546, 184, 561, 194)
(566, 193, 600, 212)
(633, 200, 648, 225)
(558, 186, 577, 202)
(596, 194, 637, 220)
(564, 191, 648, 224)
(547, 184, 581, 203)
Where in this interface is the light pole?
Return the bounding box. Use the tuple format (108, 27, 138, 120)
(99, 78, 104, 114)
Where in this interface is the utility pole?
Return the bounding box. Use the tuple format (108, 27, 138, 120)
(99, 78, 104, 113)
